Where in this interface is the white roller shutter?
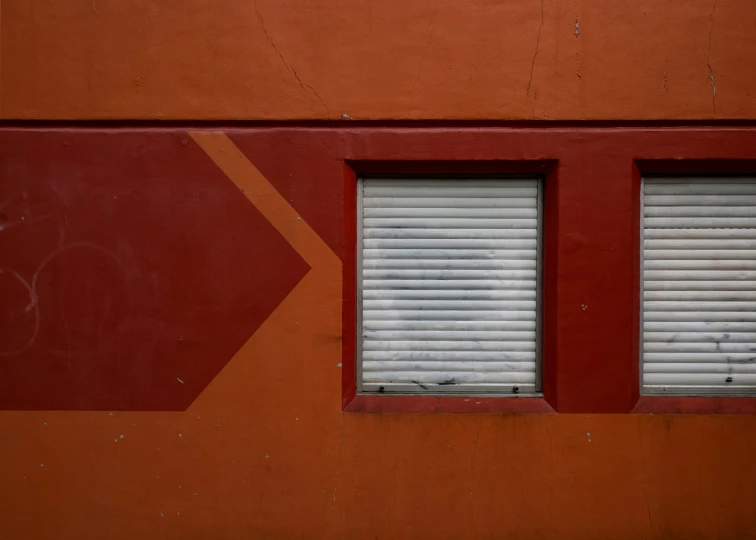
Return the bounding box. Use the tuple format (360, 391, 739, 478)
(357, 177, 542, 395)
(642, 177, 756, 395)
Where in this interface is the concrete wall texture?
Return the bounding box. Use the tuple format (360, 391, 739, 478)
(1, 1, 756, 538)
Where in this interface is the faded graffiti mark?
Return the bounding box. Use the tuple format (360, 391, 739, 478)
(0, 242, 124, 357)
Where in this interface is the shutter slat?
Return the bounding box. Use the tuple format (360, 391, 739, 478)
(363, 299, 536, 311)
(645, 260, 756, 271)
(645, 290, 756, 300)
(644, 182, 756, 195)
(645, 342, 756, 353)
(364, 217, 537, 229)
(645, 322, 756, 332)
(642, 178, 756, 394)
(363, 269, 537, 280)
(645, 374, 756, 385)
(643, 250, 756, 260)
(645, 206, 756, 217)
(364, 239, 537, 249)
(646, 195, 756, 206)
(644, 229, 756, 239)
(645, 352, 756, 362)
(645, 311, 756, 322)
(363, 248, 535, 259)
(645, 239, 756, 249)
(363, 361, 536, 372)
(363, 339, 535, 350)
(360, 177, 540, 393)
(644, 332, 756, 343)
(364, 288, 536, 299)
(645, 280, 756, 291)
(364, 207, 537, 218)
(364, 330, 535, 340)
(364, 227, 537, 239)
(364, 351, 536, 360)
(362, 372, 537, 384)
(645, 301, 756, 312)
(363, 311, 535, 322)
(363, 197, 536, 208)
(364, 279, 535, 290)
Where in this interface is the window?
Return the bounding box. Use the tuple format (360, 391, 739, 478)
(356, 177, 542, 395)
(641, 177, 756, 395)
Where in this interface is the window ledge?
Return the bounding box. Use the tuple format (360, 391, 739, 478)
(344, 394, 555, 413)
(633, 396, 756, 415)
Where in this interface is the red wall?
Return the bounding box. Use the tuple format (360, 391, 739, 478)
(2, 126, 756, 538)
(3, 0, 756, 537)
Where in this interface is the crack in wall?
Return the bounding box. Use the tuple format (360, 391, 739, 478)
(526, 0, 545, 116)
(408, 1, 439, 100)
(707, 0, 717, 112)
(254, 0, 330, 117)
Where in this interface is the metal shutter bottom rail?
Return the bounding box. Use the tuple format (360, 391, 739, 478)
(358, 178, 541, 395)
(642, 178, 756, 395)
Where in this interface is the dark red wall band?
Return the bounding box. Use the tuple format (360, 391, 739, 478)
(2, 127, 756, 414)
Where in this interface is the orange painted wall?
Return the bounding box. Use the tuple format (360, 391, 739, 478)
(2, 0, 756, 120)
(2, 1, 756, 538)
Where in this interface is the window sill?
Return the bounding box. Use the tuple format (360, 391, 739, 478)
(633, 396, 756, 415)
(344, 394, 555, 413)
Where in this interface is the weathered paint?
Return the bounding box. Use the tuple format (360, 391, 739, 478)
(1, 127, 756, 539)
(2, 0, 756, 120)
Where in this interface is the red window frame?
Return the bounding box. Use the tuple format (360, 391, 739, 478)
(338, 127, 756, 414)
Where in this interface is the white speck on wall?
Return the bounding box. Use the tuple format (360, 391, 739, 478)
(296, 216, 301, 220)
(193, 493, 198, 496)
(114, 439, 118, 443)
(177, 377, 184, 384)
(197, 416, 201, 420)
(581, 304, 588, 311)
(43, 422, 47, 426)
(265, 454, 270, 459)
(109, 412, 114, 416)
(295, 417, 299, 421)
(177, 511, 180, 516)
(178, 434, 182, 438)
(40, 464, 44, 467)
(575, 20, 580, 37)
(120, 434, 124, 439)
(178, 485, 182, 489)
(160, 512, 164, 517)
(336, 363, 342, 367)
